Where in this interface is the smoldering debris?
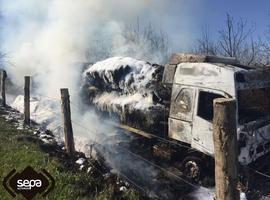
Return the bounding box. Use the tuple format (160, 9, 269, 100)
(82, 57, 171, 135)
(11, 95, 63, 138)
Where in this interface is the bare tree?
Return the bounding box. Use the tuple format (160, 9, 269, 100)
(260, 25, 270, 66)
(0, 10, 7, 68)
(85, 38, 113, 64)
(194, 26, 217, 55)
(194, 14, 263, 66)
(85, 20, 170, 64)
(218, 14, 261, 65)
(261, 43, 270, 66)
(0, 51, 7, 68)
(124, 21, 170, 63)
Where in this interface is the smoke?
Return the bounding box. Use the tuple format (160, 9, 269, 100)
(0, 0, 205, 151)
(0, 1, 205, 197)
(0, 0, 174, 143)
(0, 0, 169, 96)
(0, 0, 207, 95)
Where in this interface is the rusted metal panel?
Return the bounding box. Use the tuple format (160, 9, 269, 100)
(236, 70, 270, 90)
(168, 118, 192, 144)
(241, 69, 270, 82)
(109, 122, 153, 139)
(169, 53, 207, 65)
(238, 118, 270, 164)
(169, 53, 239, 65)
(162, 64, 177, 84)
(153, 143, 175, 160)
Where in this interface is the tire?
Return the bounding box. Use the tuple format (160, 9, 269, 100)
(182, 156, 203, 183)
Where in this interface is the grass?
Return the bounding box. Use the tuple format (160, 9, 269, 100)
(0, 114, 142, 200)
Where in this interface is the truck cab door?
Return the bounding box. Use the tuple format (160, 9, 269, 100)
(168, 85, 195, 144)
(192, 90, 225, 155)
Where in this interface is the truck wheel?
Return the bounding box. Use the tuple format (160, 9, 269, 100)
(182, 156, 203, 183)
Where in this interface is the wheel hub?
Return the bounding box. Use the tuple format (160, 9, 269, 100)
(185, 161, 200, 180)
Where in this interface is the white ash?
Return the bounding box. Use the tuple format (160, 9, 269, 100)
(103, 173, 111, 179)
(11, 95, 63, 140)
(0, 105, 57, 145)
(87, 167, 92, 173)
(189, 187, 248, 200)
(82, 57, 166, 135)
(79, 165, 84, 171)
(83, 57, 164, 112)
(76, 158, 86, 165)
(119, 186, 127, 192)
(41, 138, 51, 144)
(84, 57, 160, 92)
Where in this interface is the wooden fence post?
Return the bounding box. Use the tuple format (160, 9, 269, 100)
(60, 88, 75, 154)
(213, 98, 239, 200)
(24, 76, 30, 126)
(0, 70, 7, 107)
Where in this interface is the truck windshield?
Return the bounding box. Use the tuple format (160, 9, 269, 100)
(238, 87, 270, 124)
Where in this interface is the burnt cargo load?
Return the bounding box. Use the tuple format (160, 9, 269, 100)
(82, 53, 270, 167)
(82, 57, 171, 135)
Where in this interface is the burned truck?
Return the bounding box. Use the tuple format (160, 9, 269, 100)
(82, 54, 270, 180)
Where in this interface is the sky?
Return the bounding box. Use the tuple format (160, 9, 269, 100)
(164, 0, 270, 51)
(0, 0, 269, 55)
(205, 0, 269, 33)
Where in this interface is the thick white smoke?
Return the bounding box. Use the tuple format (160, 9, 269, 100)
(0, 0, 173, 151)
(0, 0, 208, 146)
(0, 0, 206, 96)
(0, 1, 207, 197)
(0, 0, 170, 97)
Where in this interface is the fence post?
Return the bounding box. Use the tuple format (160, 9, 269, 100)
(213, 98, 239, 200)
(24, 76, 30, 126)
(0, 70, 7, 107)
(60, 88, 75, 154)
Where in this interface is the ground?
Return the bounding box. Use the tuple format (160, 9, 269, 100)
(0, 104, 269, 200)
(0, 107, 144, 200)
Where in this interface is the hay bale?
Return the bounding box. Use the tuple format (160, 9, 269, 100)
(82, 57, 170, 135)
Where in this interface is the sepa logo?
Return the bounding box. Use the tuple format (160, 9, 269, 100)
(17, 179, 42, 190)
(3, 166, 55, 200)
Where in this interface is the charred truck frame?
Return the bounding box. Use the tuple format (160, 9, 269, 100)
(85, 53, 270, 181)
(162, 54, 270, 178)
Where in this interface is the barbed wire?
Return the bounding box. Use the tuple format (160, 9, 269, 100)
(244, 165, 270, 179)
(67, 100, 270, 181)
(68, 99, 194, 151)
(98, 119, 195, 153)
(74, 101, 194, 151)
(33, 94, 61, 103)
(71, 120, 98, 144)
(87, 159, 148, 195)
(3, 86, 270, 182)
(71, 117, 270, 184)
(8, 85, 24, 92)
(70, 119, 199, 189)
(70, 101, 83, 112)
(50, 124, 64, 133)
(71, 124, 149, 194)
(33, 105, 61, 117)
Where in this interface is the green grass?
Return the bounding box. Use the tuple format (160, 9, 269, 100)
(0, 115, 141, 200)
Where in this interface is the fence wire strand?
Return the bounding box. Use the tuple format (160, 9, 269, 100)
(71, 119, 199, 189)
(3, 82, 270, 185)
(62, 93, 270, 182)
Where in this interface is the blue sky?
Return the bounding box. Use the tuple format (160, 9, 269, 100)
(200, 0, 269, 35)
(162, 0, 270, 51)
(0, 0, 269, 53)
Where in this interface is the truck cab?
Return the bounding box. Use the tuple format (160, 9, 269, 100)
(163, 54, 270, 165)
